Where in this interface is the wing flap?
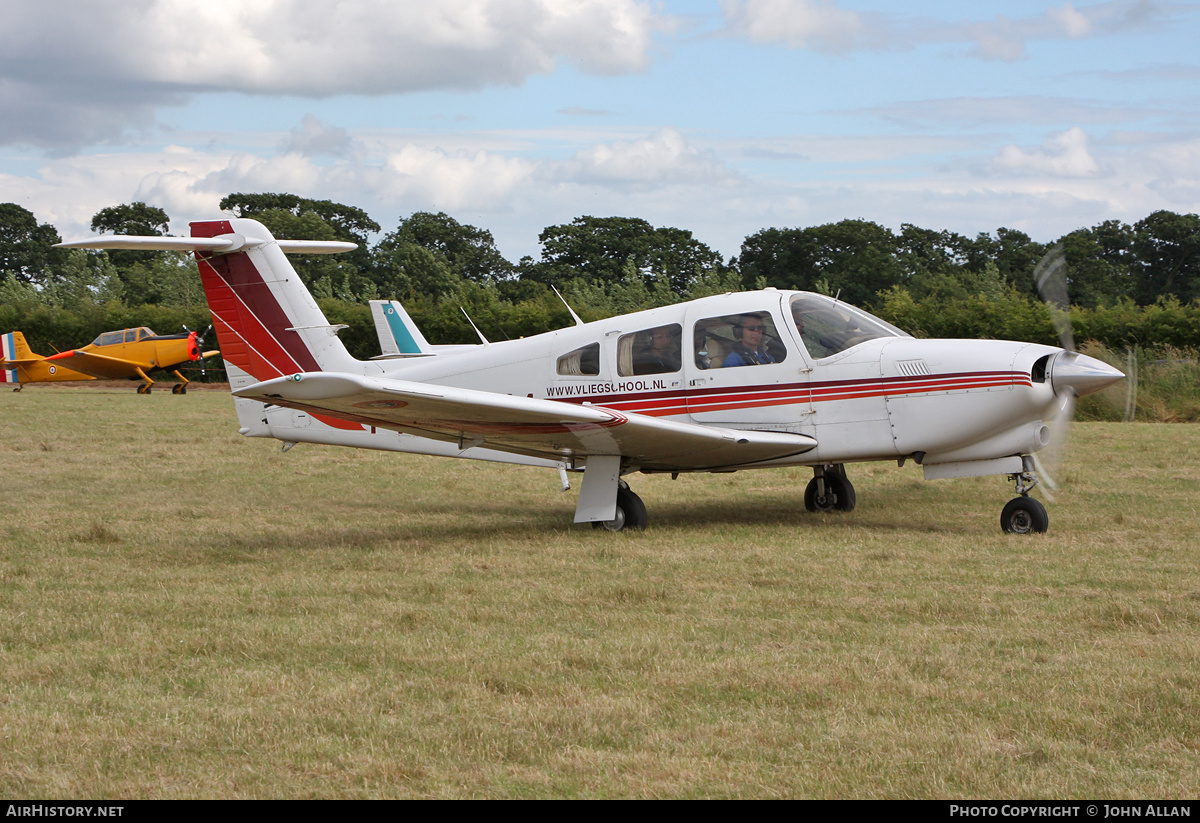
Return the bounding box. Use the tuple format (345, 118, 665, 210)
(234, 372, 817, 471)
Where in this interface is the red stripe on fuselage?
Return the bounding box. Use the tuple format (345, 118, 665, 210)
(551, 371, 1031, 417)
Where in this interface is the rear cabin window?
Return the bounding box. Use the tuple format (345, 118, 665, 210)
(617, 324, 682, 377)
(693, 313, 787, 369)
(96, 331, 124, 346)
(556, 343, 600, 376)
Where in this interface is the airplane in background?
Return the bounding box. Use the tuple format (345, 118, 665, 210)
(2, 327, 218, 393)
(56, 219, 1124, 533)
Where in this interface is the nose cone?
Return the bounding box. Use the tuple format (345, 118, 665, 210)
(187, 331, 200, 360)
(1050, 351, 1125, 398)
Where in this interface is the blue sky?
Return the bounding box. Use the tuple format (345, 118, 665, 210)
(2, 0, 1198, 260)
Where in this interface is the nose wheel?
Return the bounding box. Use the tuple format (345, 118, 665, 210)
(1002, 458, 1048, 533)
(1001, 497, 1048, 533)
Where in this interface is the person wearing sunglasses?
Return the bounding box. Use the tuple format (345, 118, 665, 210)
(723, 314, 777, 367)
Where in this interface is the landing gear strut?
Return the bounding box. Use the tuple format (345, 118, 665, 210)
(804, 464, 856, 513)
(592, 482, 648, 532)
(1002, 457, 1048, 534)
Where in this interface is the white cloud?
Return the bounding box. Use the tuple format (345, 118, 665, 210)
(991, 127, 1102, 178)
(283, 115, 354, 158)
(720, 0, 869, 52)
(0, 0, 665, 150)
(720, 0, 1164, 61)
(559, 128, 740, 189)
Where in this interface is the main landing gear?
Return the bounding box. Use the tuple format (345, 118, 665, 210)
(592, 481, 648, 532)
(1002, 458, 1049, 534)
(804, 464, 856, 513)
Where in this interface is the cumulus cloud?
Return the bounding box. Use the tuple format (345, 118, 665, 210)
(559, 128, 740, 189)
(283, 115, 354, 158)
(0, 0, 664, 151)
(720, 0, 870, 52)
(990, 127, 1102, 178)
(720, 0, 1164, 61)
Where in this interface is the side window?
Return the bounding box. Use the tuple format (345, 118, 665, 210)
(556, 343, 600, 376)
(693, 313, 787, 369)
(124, 330, 137, 343)
(617, 324, 682, 377)
(98, 332, 124, 347)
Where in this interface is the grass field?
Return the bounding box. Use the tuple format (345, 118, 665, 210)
(2, 386, 1198, 798)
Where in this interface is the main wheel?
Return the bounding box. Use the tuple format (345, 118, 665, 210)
(172, 383, 187, 395)
(1001, 497, 1049, 534)
(592, 486, 648, 532)
(136, 383, 151, 394)
(804, 474, 855, 512)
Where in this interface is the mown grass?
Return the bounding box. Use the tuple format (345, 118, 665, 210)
(2, 387, 1198, 798)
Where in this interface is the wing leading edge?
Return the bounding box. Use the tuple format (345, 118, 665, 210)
(234, 372, 817, 472)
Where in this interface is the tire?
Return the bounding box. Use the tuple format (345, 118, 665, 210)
(1001, 497, 1049, 534)
(592, 487, 648, 531)
(804, 474, 855, 513)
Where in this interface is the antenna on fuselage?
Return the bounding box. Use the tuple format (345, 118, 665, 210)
(552, 285, 585, 327)
(460, 308, 490, 345)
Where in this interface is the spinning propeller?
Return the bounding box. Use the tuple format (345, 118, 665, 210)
(1030, 246, 1127, 499)
(182, 324, 216, 379)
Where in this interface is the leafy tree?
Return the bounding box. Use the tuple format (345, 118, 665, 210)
(90, 202, 169, 236)
(372, 212, 513, 297)
(976, 227, 1047, 296)
(739, 219, 903, 308)
(88, 201, 172, 283)
(219, 192, 379, 244)
(0, 202, 62, 285)
(1131, 210, 1200, 304)
(529, 215, 723, 296)
(1057, 220, 1134, 307)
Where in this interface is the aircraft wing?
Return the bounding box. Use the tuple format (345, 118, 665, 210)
(234, 372, 817, 471)
(43, 349, 145, 380)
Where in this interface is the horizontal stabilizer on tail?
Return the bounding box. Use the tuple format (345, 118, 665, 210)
(55, 235, 357, 255)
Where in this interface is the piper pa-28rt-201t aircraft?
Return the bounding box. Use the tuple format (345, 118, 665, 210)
(57, 218, 1125, 534)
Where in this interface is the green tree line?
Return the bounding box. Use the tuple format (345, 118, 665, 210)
(4, 196, 1200, 369)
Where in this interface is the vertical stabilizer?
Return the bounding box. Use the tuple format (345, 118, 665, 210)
(1, 331, 36, 363)
(369, 299, 433, 356)
(190, 219, 362, 390)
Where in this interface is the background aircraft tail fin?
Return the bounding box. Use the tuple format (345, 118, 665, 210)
(369, 299, 433, 356)
(187, 218, 363, 390)
(1, 331, 38, 364)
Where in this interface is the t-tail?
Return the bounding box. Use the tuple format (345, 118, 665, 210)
(187, 219, 365, 389)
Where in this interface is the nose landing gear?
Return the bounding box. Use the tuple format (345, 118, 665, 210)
(1002, 458, 1049, 533)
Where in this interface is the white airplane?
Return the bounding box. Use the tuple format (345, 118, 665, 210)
(57, 218, 1125, 533)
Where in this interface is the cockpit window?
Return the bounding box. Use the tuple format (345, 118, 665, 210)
(693, 312, 787, 369)
(138, 327, 155, 340)
(788, 294, 907, 360)
(96, 331, 124, 347)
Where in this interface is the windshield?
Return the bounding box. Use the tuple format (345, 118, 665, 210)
(788, 293, 907, 360)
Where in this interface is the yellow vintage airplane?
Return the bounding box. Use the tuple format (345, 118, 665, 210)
(1, 327, 218, 393)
